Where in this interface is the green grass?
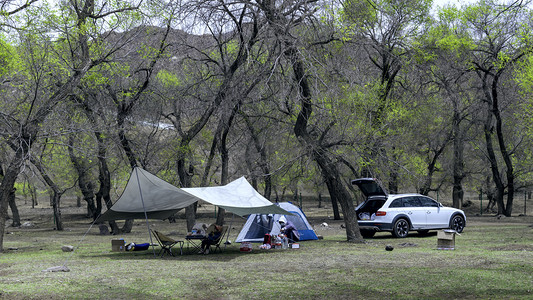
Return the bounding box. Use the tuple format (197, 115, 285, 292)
(1, 204, 533, 299)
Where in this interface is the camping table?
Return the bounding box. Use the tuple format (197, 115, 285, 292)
(185, 235, 205, 254)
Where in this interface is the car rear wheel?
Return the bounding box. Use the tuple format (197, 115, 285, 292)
(392, 218, 409, 238)
(450, 215, 465, 233)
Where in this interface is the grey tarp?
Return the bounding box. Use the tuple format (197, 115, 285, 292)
(96, 167, 288, 222)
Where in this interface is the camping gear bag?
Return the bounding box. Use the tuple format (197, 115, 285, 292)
(263, 234, 272, 245)
(240, 242, 253, 252)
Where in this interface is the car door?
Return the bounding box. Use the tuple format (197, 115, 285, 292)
(417, 196, 449, 228)
(402, 196, 426, 229)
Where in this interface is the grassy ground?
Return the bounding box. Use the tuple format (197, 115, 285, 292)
(0, 198, 532, 299)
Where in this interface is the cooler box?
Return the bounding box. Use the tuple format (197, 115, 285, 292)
(437, 230, 458, 250)
(240, 242, 253, 252)
(111, 239, 125, 252)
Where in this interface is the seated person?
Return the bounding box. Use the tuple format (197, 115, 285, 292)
(278, 216, 300, 243)
(199, 224, 223, 254)
(191, 223, 208, 236)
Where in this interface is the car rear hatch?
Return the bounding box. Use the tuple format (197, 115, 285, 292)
(351, 178, 387, 197)
(352, 178, 388, 222)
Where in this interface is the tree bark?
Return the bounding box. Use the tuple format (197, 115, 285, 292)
(480, 71, 514, 216)
(8, 188, 20, 227)
(216, 100, 240, 226)
(0, 0, 132, 251)
(452, 109, 465, 208)
(243, 115, 272, 199)
(73, 94, 120, 232)
(419, 142, 448, 196)
(287, 47, 362, 241)
(484, 99, 505, 215)
(180, 161, 195, 231)
(325, 176, 341, 220)
(388, 148, 399, 194)
(0, 154, 24, 251)
(29, 157, 63, 231)
(491, 76, 514, 216)
(68, 135, 97, 218)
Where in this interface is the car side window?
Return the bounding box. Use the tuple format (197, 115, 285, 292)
(389, 199, 404, 208)
(418, 196, 438, 207)
(403, 197, 421, 207)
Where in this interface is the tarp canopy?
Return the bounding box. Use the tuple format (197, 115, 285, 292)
(96, 167, 289, 222)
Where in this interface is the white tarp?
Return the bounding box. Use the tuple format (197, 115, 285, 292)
(96, 167, 288, 222)
(183, 177, 289, 216)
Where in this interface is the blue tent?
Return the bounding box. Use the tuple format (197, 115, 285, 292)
(236, 202, 318, 242)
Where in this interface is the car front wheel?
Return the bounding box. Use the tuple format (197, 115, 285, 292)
(392, 218, 409, 238)
(450, 215, 465, 233)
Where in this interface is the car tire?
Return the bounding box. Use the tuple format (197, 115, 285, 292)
(392, 218, 409, 238)
(450, 214, 465, 233)
(360, 229, 376, 238)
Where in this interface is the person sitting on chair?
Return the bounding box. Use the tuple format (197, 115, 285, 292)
(199, 224, 223, 254)
(278, 216, 300, 243)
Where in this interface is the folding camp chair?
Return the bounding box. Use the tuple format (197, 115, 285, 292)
(208, 225, 228, 254)
(151, 230, 183, 257)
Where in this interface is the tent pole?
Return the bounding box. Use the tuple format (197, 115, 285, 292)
(135, 167, 157, 258)
(224, 213, 234, 250)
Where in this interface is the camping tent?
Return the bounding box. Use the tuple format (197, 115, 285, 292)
(96, 167, 289, 222)
(235, 202, 318, 243)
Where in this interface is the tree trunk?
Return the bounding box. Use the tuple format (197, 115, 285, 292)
(51, 191, 63, 231)
(8, 188, 20, 227)
(484, 102, 505, 215)
(316, 152, 360, 240)
(31, 184, 37, 208)
(116, 107, 138, 234)
(243, 115, 272, 199)
(178, 159, 196, 231)
(452, 109, 465, 208)
(325, 178, 341, 220)
(258, 0, 363, 240)
(201, 132, 218, 187)
(30, 157, 63, 231)
(286, 44, 362, 242)
(216, 101, 240, 226)
(0, 156, 23, 251)
(95, 134, 119, 234)
(388, 148, 399, 194)
(215, 129, 230, 226)
(420, 143, 448, 196)
(74, 94, 120, 231)
(491, 76, 514, 216)
(0, 0, 98, 251)
(68, 135, 97, 218)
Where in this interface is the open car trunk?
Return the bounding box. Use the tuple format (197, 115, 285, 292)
(352, 178, 388, 220)
(355, 198, 386, 220)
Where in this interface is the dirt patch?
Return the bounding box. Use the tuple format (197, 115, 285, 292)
(488, 244, 533, 251)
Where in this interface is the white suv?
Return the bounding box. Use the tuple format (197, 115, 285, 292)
(352, 178, 466, 238)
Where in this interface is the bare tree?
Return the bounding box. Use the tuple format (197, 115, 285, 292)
(255, 0, 363, 241)
(464, 0, 532, 216)
(0, 0, 144, 251)
(342, 0, 432, 193)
